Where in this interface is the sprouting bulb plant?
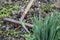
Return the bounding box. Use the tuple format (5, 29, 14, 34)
(23, 12, 60, 40)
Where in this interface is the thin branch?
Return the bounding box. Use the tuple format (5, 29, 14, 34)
(20, 0, 35, 20)
(3, 18, 33, 27)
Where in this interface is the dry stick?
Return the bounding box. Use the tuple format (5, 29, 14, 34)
(20, 0, 35, 20)
(3, 18, 33, 27)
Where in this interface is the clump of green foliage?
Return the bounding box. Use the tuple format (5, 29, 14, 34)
(0, 30, 3, 35)
(10, 31, 19, 36)
(0, 8, 10, 18)
(0, 5, 21, 18)
(23, 12, 60, 40)
(0, 30, 19, 37)
(42, 4, 52, 13)
(23, 0, 27, 4)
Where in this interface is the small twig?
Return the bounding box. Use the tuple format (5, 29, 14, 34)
(20, 0, 35, 20)
(3, 18, 33, 27)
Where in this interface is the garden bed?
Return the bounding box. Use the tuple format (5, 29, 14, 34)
(0, 0, 60, 40)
